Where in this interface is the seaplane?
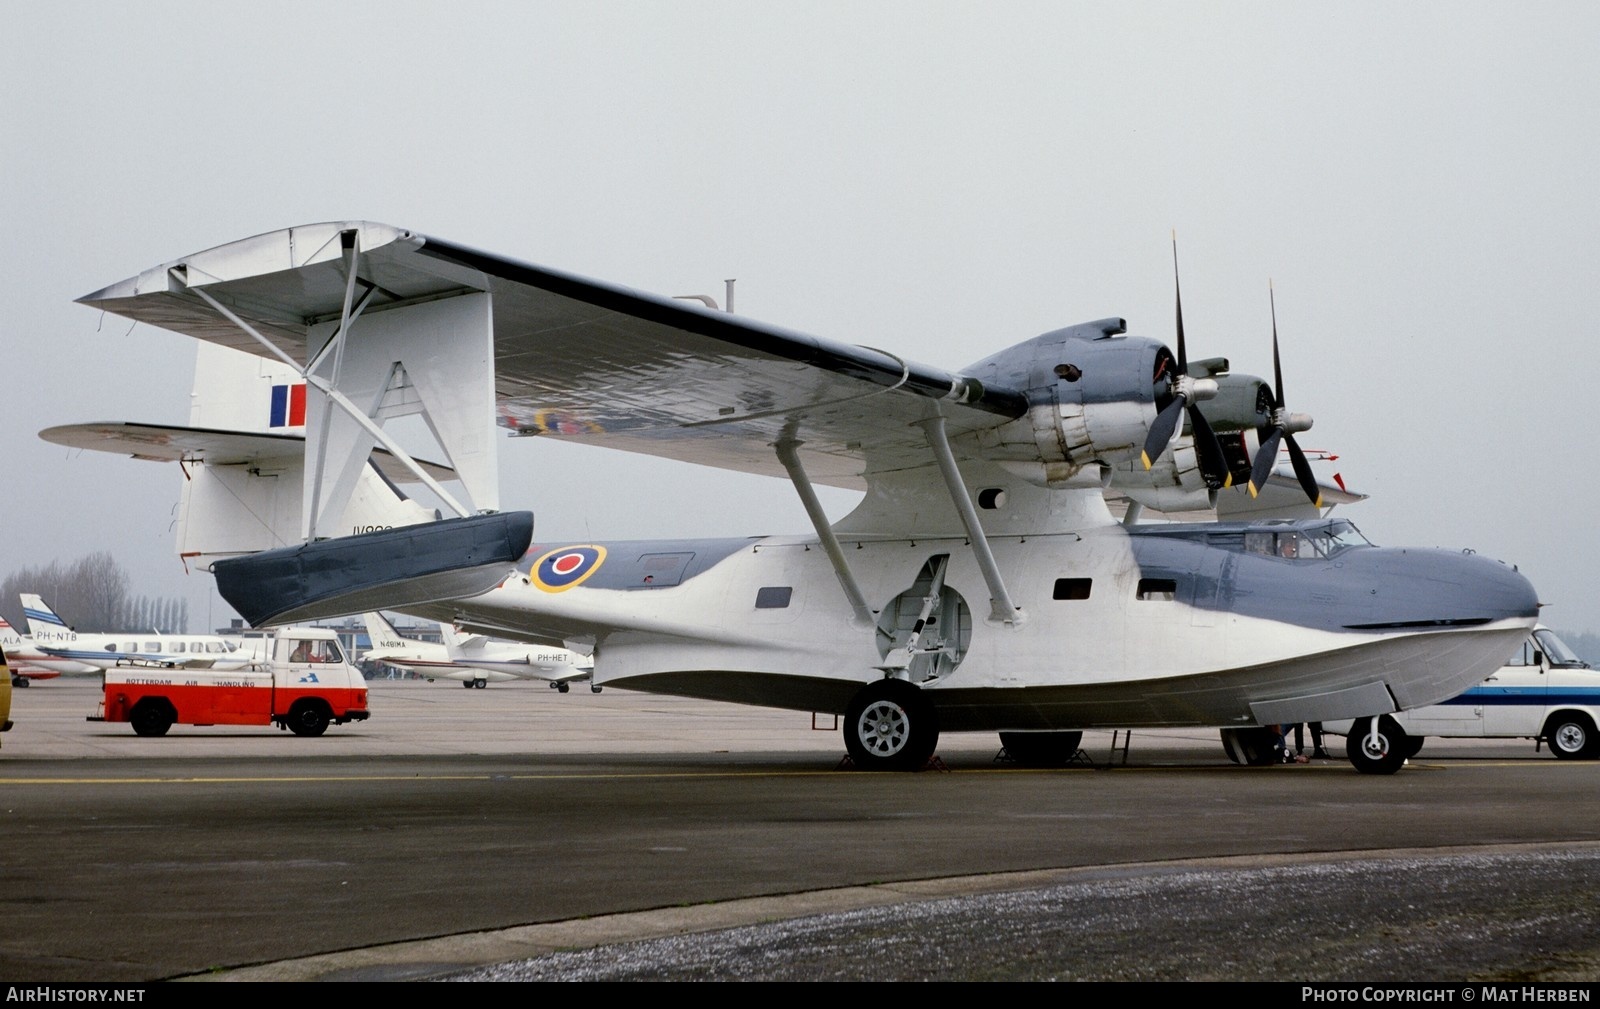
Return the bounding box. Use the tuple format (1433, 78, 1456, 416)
(43, 222, 1539, 773)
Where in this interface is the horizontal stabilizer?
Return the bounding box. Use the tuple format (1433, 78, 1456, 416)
(40, 422, 456, 483)
(214, 512, 533, 626)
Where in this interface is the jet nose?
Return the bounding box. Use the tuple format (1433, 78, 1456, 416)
(1352, 548, 1539, 628)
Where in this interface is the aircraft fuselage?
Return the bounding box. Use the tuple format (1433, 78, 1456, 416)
(418, 517, 1538, 733)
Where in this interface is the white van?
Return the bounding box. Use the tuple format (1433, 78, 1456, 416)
(1327, 627, 1598, 763)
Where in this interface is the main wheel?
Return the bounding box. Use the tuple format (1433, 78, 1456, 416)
(1345, 716, 1410, 775)
(129, 699, 174, 737)
(12, 674, 29, 687)
(999, 731, 1083, 767)
(844, 679, 938, 771)
(1545, 712, 1597, 760)
(286, 700, 332, 737)
(462, 679, 476, 689)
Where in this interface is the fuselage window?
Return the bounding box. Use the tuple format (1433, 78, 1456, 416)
(755, 586, 793, 609)
(1053, 578, 1092, 600)
(1136, 578, 1178, 601)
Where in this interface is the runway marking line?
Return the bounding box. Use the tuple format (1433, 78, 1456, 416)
(1, 758, 1578, 787)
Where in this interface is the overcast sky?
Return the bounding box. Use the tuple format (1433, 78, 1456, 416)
(3, 2, 1595, 634)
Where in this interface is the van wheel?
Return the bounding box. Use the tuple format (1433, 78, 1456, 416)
(129, 699, 175, 737)
(1345, 716, 1410, 774)
(1545, 713, 1597, 760)
(286, 700, 331, 737)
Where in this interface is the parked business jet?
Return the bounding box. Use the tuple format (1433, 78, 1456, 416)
(22, 594, 266, 671)
(362, 612, 591, 690)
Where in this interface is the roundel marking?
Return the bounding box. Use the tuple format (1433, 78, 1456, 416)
(531, 545, 607, 593)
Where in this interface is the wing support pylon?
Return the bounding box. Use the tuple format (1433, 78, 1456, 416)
(917, 415, 1025, 627)
(774, 439, 876, 627)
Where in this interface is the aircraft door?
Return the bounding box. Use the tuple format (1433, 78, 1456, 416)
(874, 555, 972, 685)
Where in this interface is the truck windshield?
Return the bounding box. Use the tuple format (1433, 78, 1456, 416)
(1534, 629, 1590, 669)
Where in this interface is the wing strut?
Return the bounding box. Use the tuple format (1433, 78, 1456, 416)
(181, 267, 475, 526)
(916, 416, 1026, 626)
(775, 439, 875, 627)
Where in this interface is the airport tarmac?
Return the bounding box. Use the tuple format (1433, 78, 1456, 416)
(2, 677, 1598, 982)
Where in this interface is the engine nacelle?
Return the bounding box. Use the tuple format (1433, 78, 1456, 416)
(961, 319, 1276, 490)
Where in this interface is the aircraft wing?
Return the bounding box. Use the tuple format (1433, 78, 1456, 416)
(78, 222, 1028, 490)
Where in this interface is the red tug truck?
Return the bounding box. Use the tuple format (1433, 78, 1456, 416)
(91, 627, 369, 737)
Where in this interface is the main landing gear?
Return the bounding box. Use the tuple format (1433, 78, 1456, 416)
(843, 679, 939, 771)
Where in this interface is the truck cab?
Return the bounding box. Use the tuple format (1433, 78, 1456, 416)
(1326, 627, 1599, 760)
(96, 626, 369, 737)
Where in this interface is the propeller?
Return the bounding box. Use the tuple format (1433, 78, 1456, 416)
(1141, 238, 1231, 490)
(1248, 284, 1321, 507)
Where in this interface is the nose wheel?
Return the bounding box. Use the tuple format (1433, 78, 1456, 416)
(1345, 716, 1411, 775)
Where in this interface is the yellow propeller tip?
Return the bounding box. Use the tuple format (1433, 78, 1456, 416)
(1140, 451, 1153, 471)
(1248, 483, 1260, 499)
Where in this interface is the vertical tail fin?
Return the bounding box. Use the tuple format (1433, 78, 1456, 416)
(362, 612, 409, 649)
(175, 345, 446, 567)
(19, 594, 67, 639)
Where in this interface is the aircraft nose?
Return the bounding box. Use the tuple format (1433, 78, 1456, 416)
(1354, 548, 1539, 628)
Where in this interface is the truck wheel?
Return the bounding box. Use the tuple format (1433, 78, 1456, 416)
(129, 699, 175, 737)
(286, 700, 332, 737)
(1345, 716, 1410, 775)
(1545, 713, 1597, 760)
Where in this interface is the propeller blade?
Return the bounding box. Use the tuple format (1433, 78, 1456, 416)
(1187, 404, 1231, 490)
(1269, 283, 1286, 411)
(1141, 396, 1187, 471)
(1284, 434, 1323, 510)
(1172, 236, 1189, 371)
(1248, 427, 1283, 498)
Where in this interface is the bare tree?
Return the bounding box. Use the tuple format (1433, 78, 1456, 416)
(1, 553, 141, 632)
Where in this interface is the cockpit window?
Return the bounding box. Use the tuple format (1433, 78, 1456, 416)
(1243, 521, 1372, 561)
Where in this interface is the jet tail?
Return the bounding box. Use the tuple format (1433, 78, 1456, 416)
(19, 594, 68, 639)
